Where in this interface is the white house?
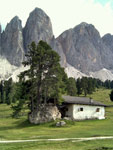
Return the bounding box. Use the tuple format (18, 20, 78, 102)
(62, 96, 106, 120)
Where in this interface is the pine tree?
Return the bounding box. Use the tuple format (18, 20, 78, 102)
(67, 77, 77, 96)
(19, 41, 67, 112)
(76, 78, 82, 96)
(3, 78, 13, 105)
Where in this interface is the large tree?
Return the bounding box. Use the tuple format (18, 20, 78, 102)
(19, 41, 67, 112)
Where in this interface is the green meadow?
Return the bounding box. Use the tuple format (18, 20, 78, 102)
(0, 88, 113, 150)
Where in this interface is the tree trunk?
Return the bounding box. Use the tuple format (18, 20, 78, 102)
(31, 96, 34, 113)
(36, 75, 42, 109)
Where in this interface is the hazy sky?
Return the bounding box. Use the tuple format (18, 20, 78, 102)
(0, 0, 113, 37)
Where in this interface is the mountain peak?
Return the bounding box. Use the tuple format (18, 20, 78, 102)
(33, 7, 45, 13)
(76, 22, 95, 28)
(75, 22, 95, 31)
(1, 15, 24, 66)
(102, 33, 113, 52)
(11, 16, 19, 20)
(23, 7, 53, 50)
(102, 33, 113, 40)
(79, 22, 89, 26)
(5, 16, 22, 32)
(10, 16, 21, 25)
(29, 7, 48, 19)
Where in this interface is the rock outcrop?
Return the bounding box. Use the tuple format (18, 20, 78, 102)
(57, 22, 113, 73)
(1, 16, 24, 66)
(28, 104, 61, 124)
(23, 8, 53, 51)
(56, 121, 66, 127)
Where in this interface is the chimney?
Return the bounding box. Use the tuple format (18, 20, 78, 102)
(90, 97, 93, 104)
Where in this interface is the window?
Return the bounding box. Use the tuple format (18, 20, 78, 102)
(80, 108, 83, 111)
(78, 108, 83, 111)
(96, 108, 100, 112)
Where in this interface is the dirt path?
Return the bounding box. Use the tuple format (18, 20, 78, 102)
(0, 136, 113, 143)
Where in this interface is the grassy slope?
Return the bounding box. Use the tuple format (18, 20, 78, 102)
(0, 88, 113, 150)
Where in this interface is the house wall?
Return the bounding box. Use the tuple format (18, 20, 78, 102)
(65, 104, 73, 118)
(66, 104, 105, 120)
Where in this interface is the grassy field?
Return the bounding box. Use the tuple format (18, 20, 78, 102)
(0, 88, 113, 150)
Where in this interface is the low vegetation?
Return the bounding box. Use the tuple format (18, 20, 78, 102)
(0, 88, 113, 150)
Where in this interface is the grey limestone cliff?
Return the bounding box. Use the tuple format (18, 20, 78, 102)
(57, 22, 113, 73)
(102, 33, 113, 52)
(1, 16, 24, 66)
(23, 8, 53, 51)
(23, 7, 66, 67)
(50, 37, 67, 67)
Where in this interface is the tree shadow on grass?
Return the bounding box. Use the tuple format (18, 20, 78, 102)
(0, 119, 34, 131)
(90, 147, 113, 150)
(16, 119, 37, 128)
(16, 119, 60, 129)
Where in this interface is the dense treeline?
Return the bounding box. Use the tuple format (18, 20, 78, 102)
(0, 77, 113, 106)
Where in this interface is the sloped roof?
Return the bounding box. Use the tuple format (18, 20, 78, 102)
(62, 95, 106, 107)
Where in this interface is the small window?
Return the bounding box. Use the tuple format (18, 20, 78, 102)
(78, 108, 83, 111)
(96, 108, 100, 112)
(80, 108, 83, 111)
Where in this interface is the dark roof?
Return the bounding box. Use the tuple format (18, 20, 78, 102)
(62, 95, 106, 107)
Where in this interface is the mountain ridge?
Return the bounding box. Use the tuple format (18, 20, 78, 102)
(0, 7, 113, 81)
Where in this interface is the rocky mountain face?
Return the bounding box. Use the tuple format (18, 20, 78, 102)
(23, 8, 53, 51)
(57, 22, 113, 74)
(1, 16, 24, 66)
(23, 8, 67, 67)
(0, 8, 113, 81)
(50, 38, 67, 67)
(102, 33, 113, 52)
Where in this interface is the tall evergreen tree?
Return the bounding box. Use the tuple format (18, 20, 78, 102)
(19, 41, 67, 112)
(67, 77, 77, 96)
(76, 78, 82, 96)
(3, 78, 13, 105)
(87, 78, 94, 94)
(81, 77, 88, 96)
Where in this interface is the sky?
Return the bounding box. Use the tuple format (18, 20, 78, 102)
(0, 0, 113, 37)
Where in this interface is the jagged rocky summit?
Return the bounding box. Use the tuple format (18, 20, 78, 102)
(57, 22, 113, 73)
(1, 16, 25, 66)
(0, 7, 113, 81)
(23, 8, 53, 51)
